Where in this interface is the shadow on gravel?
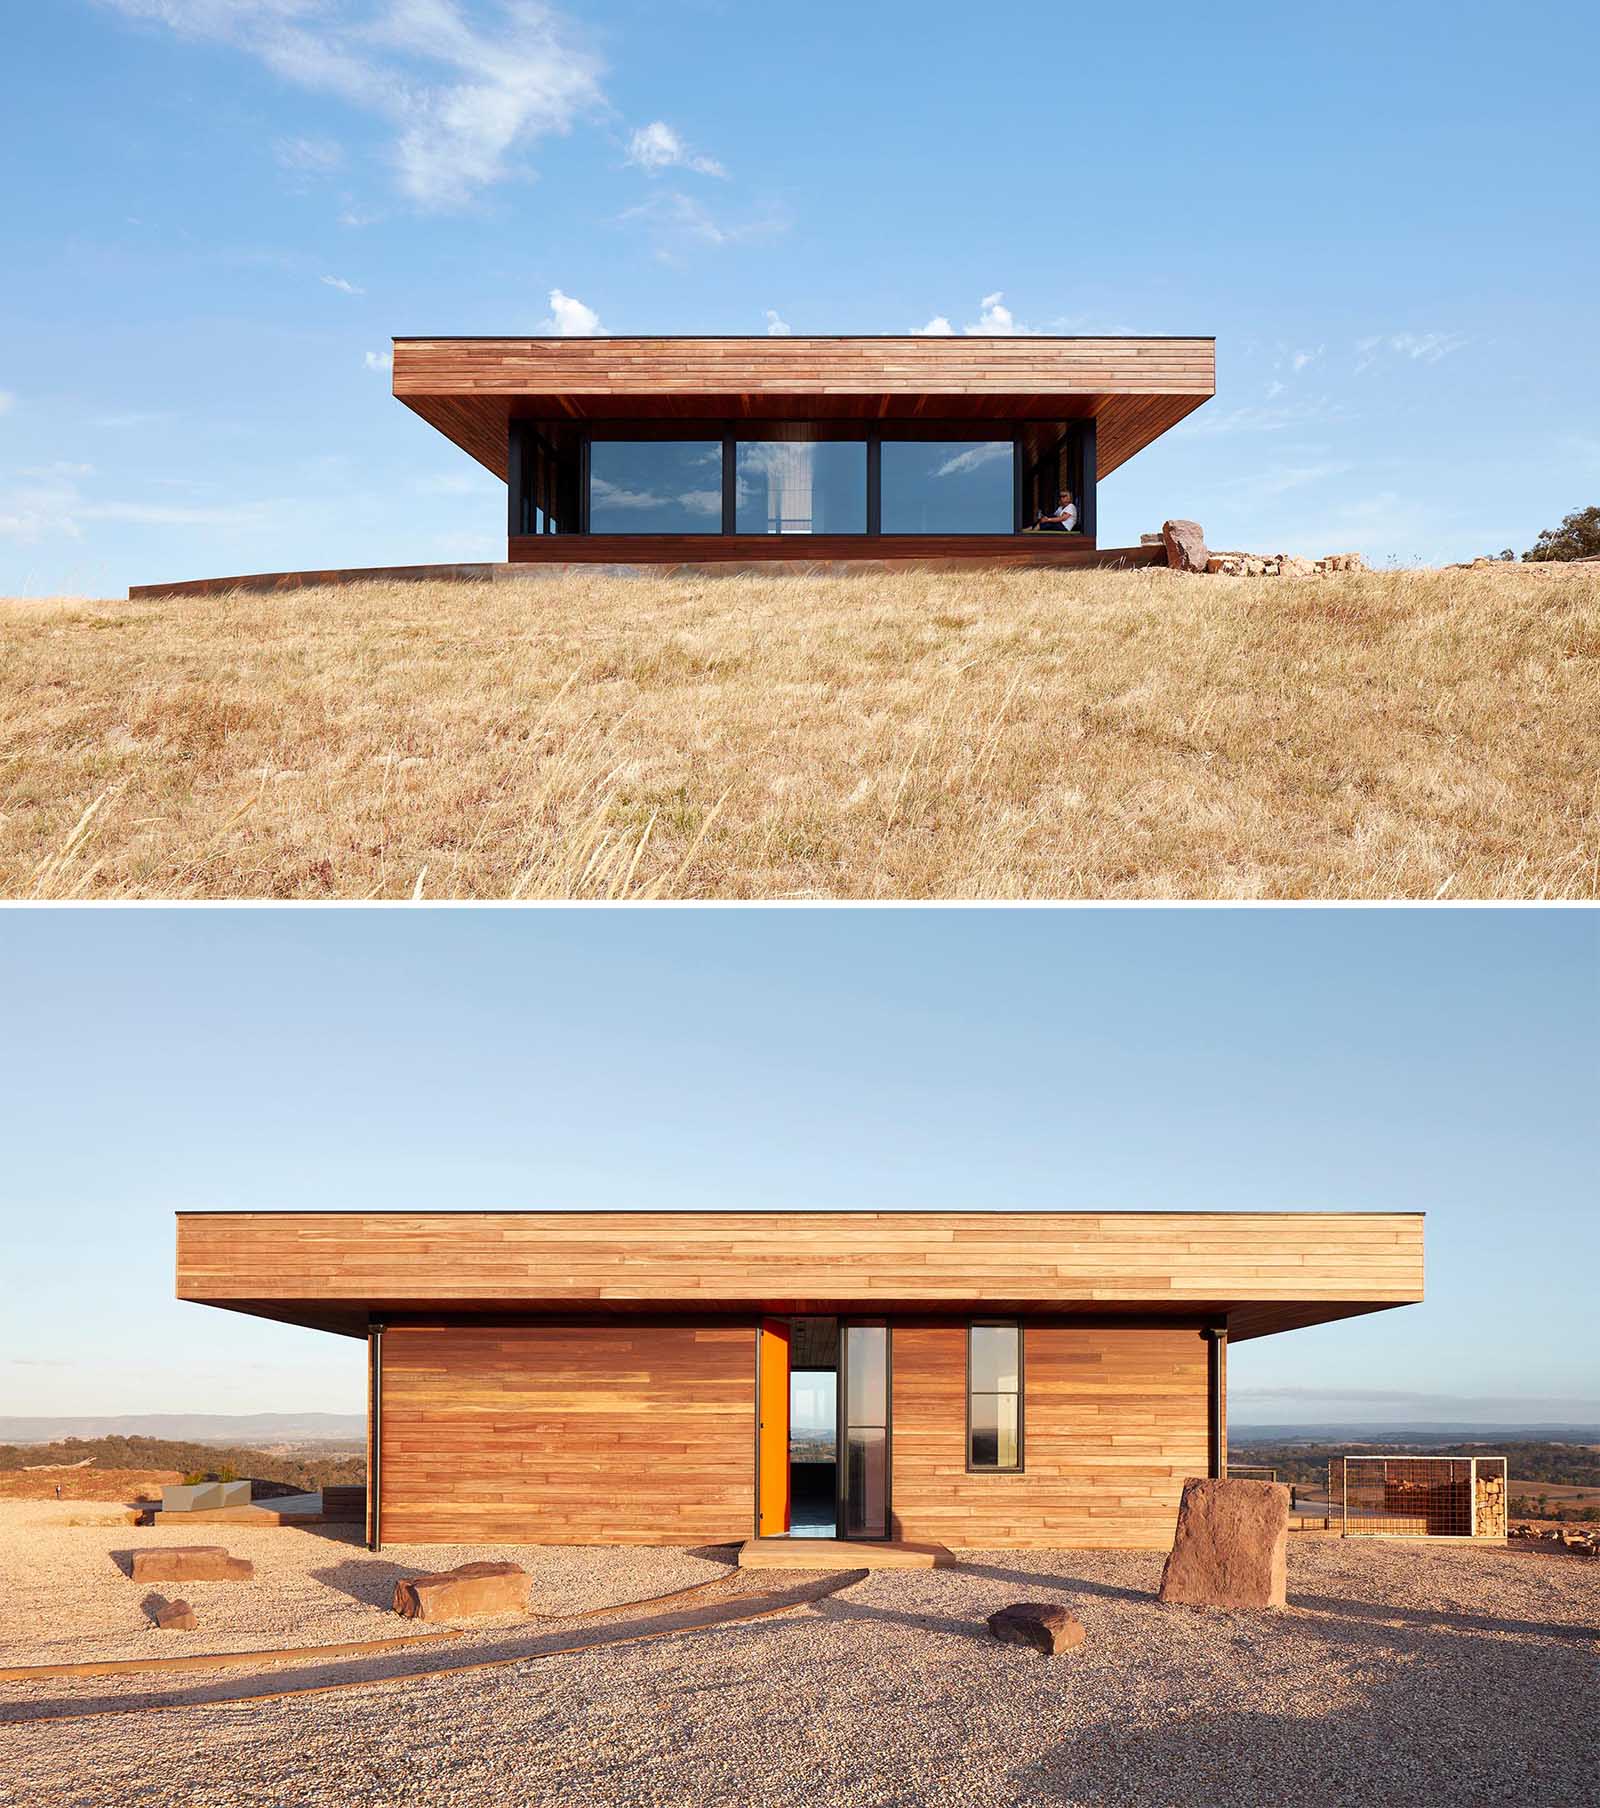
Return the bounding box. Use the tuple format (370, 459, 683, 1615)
(949, 1560, 1149, 1605)
(1012, 1621, 1593, 1808)
(812, 1599, 992, 1644)
(310, 1558, 417, 1608)
(107, 1551, 136, 1579)
(1292, 1591, 1600, 1644)
(0, 1571, 864, 1723)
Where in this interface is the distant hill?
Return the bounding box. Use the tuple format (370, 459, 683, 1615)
(0, 1413, 365, 1444)
(1230, 1423, 1600, 1444)
(0, 1434, 364, 1492)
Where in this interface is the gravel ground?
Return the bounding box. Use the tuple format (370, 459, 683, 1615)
(0, 1502, 732, 1666)
(3, 1538, 1597, 1808)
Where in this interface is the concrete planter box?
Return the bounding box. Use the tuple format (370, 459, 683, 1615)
(160, 1480, 251, 1513)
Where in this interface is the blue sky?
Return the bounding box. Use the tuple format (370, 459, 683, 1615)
(3, 0, 1597, 594)
(2, 906, 1594, 1424)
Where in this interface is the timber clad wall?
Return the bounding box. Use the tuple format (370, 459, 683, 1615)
(391, 336, 1216, 484)
(378, 1324, 752, 1545)
(891, 1324, 1209, 1550)
(176, 1211, 1425, 1341)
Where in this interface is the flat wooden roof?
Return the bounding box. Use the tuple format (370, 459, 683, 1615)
(391, 335, 1215, 484)
(176, 1210, 1420, 1342)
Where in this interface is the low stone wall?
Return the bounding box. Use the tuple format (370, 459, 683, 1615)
(1141, 525, 1366, 578)
(1205, 551, 1367, 578)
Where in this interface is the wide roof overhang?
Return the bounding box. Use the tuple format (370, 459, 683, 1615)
(176, 1209, 1421, 1344)
(391, 334, 1216, 484)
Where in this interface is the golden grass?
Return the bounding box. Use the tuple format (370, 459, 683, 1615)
(1, 562, 1596, 899)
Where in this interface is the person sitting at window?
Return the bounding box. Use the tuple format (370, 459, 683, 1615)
(1033, 490, 1078, 532)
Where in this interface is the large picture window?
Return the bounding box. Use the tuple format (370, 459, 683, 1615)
(735, 441, 866, 535)
(880, 440, 1014, 534)
(968, 1323, 1022, 1471)
(588, 441, 723, 535)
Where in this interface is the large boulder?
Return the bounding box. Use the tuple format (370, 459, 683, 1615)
(1162, 519, 1208, 573)
(1278, 555, 1316, 579)
(131, 1546, 254, 1583)
(986, 1601, 1086, 1656)
(393, 1561, 530, 1621)
(1157, 1478, 1289, 1610)
(153, 1599, 197, 1631)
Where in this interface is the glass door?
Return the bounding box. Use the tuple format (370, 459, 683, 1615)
(839, 1322, 890, 1538)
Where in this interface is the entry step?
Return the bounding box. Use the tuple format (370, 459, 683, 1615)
(738, 1537, 954, 1571)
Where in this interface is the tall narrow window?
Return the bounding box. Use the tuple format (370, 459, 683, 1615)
(968, 1324, 1022, 1471)
(842, 1323, 889, 1537)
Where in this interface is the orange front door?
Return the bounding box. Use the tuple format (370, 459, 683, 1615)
(757, 1319, 790, 1536)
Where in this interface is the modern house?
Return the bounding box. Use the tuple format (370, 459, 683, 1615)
(175, 1210, 1421, 1551)
(391, 335, 1216, 570)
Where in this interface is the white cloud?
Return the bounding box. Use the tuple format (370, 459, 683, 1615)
(1184, 396, 1352, 438)
(0, 464, 272, 543)
(912, 293, 1029, 336)
(321, 274, 364, 295)
(764, 309, 791, 336)
(1291, 345, 1324, 372)
(541, 288, 605, 335)
(363, 349, 393, 371)
(274, 134, 343, 174)
(1264, 379, 1285, 400)
(968, 291, 1019, 334)
(1357, 331, 1469, 371)
(618, 190, 783, 256)
(98, 0, 604, 211)
(626, 120, 725, 178)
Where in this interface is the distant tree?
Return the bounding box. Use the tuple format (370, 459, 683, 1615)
(1524, 505, 1600, 562)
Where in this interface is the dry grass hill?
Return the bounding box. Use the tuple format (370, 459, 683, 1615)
(2, 561, 1595, 900)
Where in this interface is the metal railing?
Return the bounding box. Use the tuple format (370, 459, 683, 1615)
(1332, 1456, 1507, 1538)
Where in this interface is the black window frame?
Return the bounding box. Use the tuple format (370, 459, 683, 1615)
(513, 423, 1059, 538)
(965, 1321, 1024, 1474)
(837, 1318, 892, 1539)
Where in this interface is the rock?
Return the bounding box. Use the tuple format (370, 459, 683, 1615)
(131, 1546, 254, 1583)
(1263, 561, 1280, 575)
(1157, 1477, 1289, 1610)
(153, 1599, 196, 1631)
(986, 1602, 1087, 1656)
(1162, 519, 1208, 573)
(1278, 556, 1315, 579)
(1244, 558, 1266, 576)
(393, 1560, 530, 1621)
(1140, 533, 1165, 546)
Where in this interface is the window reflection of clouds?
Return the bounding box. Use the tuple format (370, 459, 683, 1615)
(934, 441, 1011, 479)
(589, 441, 723, 533)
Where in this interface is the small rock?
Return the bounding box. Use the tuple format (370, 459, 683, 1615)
(986, 1602, 1087, 1656)
(1162, 519, 1208, 574)
(1279, 556, 1316, 579)
(1244, 558, 1266, 577)
(394, 1561, 530, 1620)
(132, 1546, 254, 1583)
(154, 1599, 196, 1631)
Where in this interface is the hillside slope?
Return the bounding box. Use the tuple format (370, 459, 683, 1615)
(3, 563, 1594, 899)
